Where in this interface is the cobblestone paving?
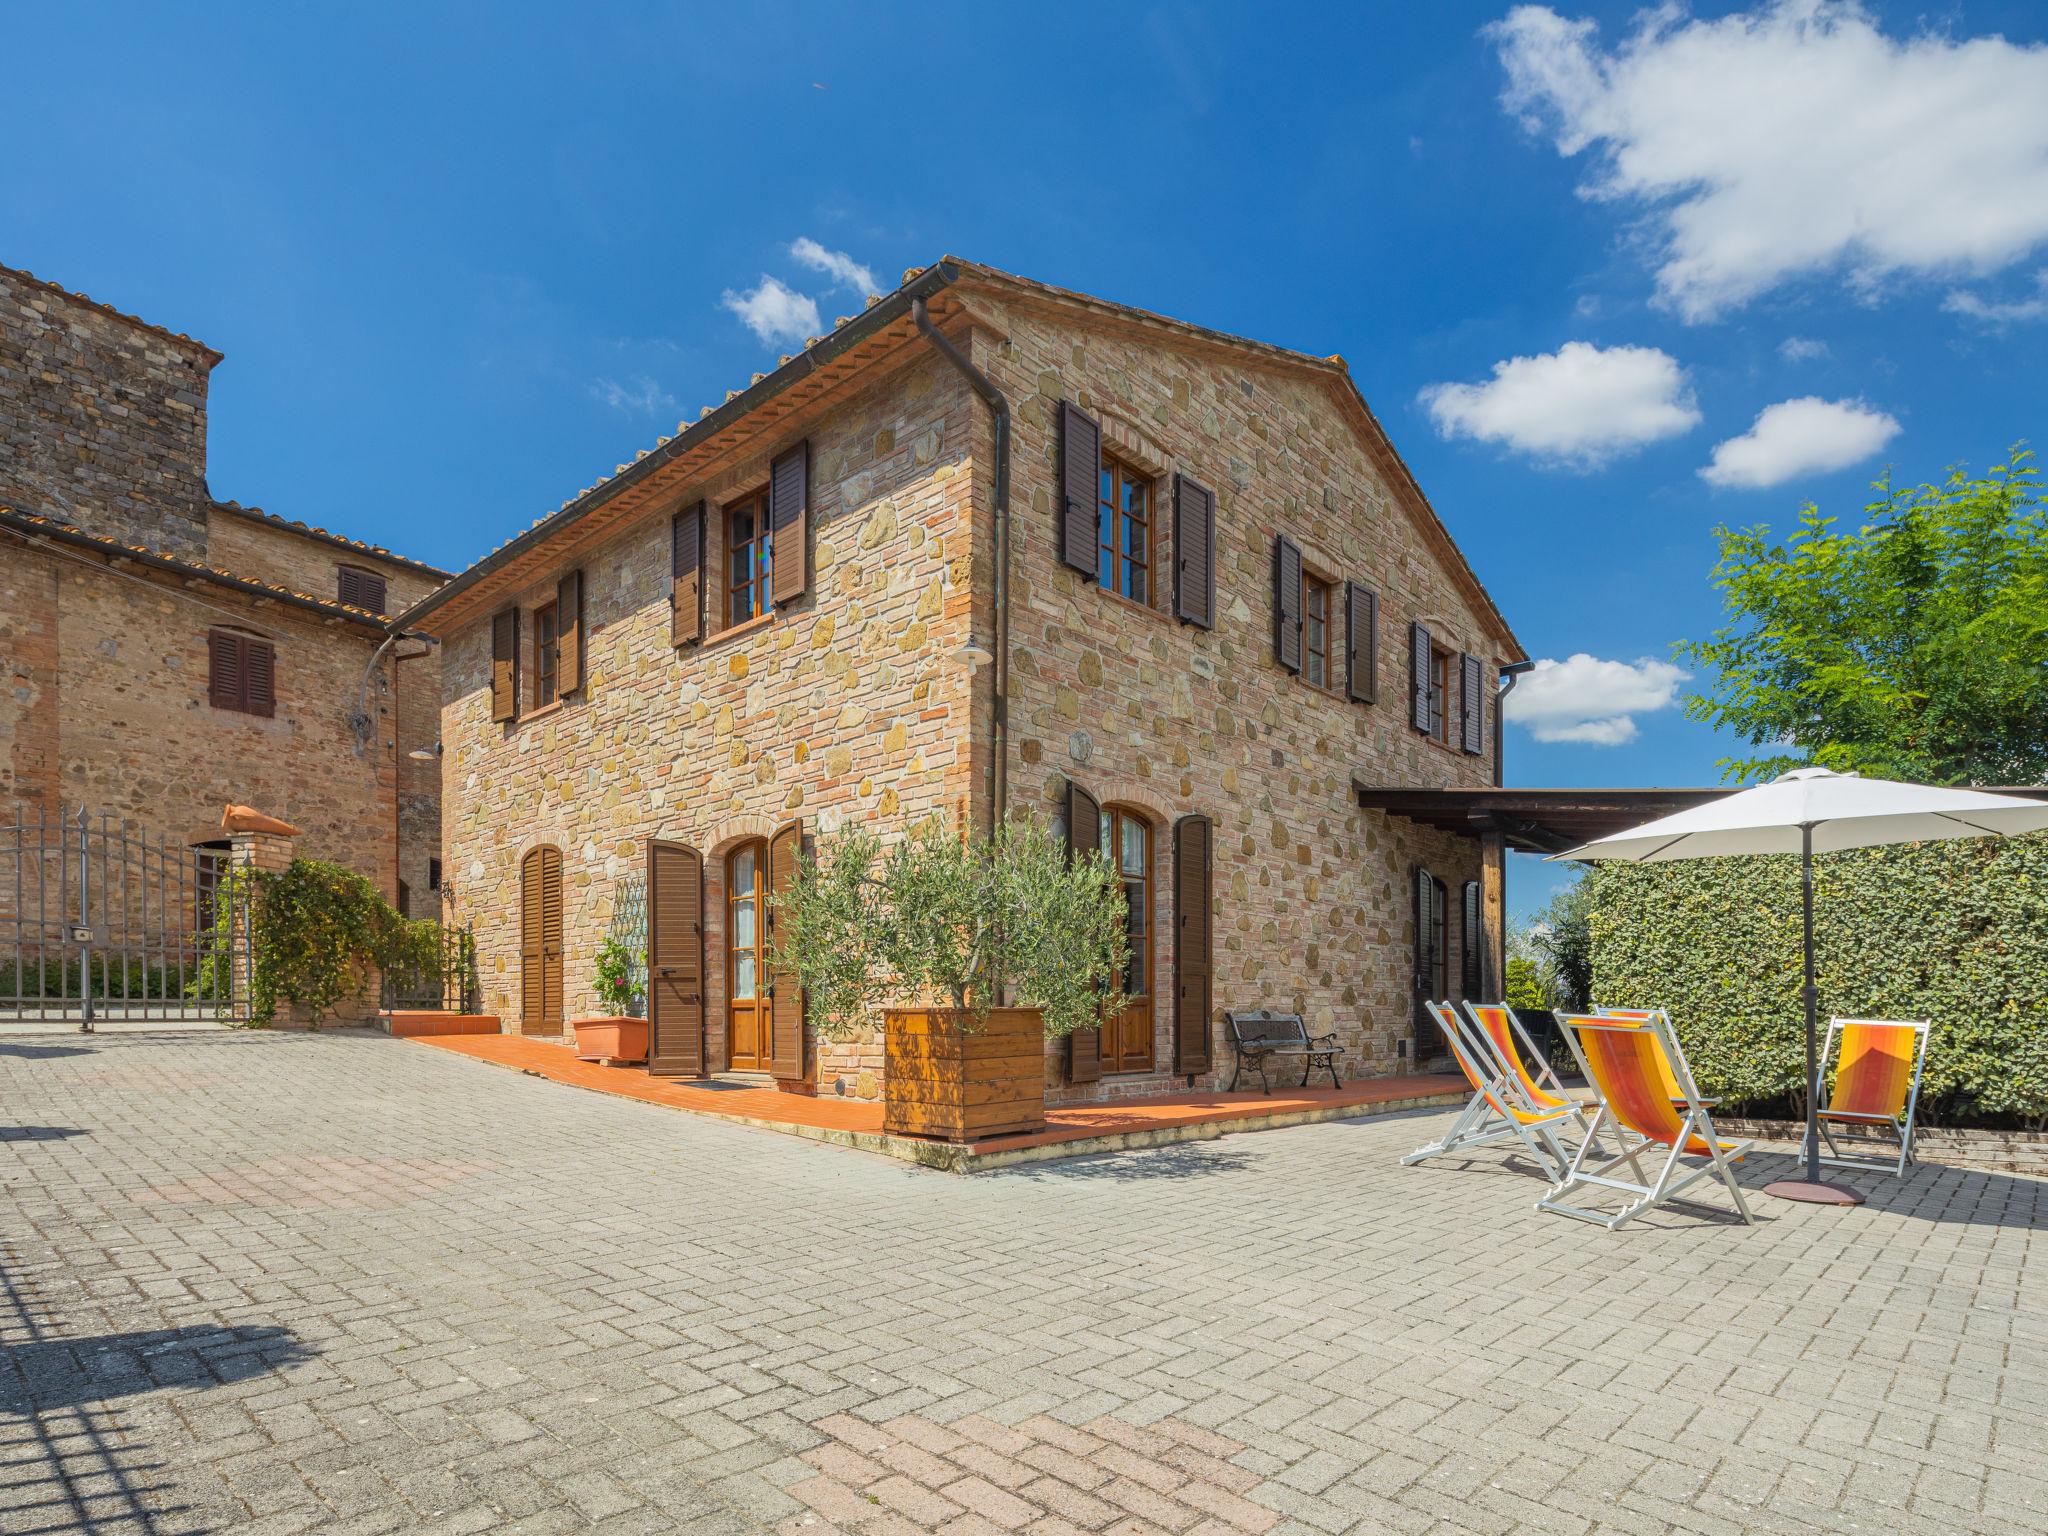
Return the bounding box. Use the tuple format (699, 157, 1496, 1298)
(3, 1029, 2044, 1536)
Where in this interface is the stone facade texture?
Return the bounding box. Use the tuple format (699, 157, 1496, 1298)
(435, 272, 1514, 1102)
(0, 265, 216, 557)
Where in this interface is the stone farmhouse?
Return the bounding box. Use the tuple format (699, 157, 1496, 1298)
(0, 264, 445, 912)
(394, 258, 1525, 1102)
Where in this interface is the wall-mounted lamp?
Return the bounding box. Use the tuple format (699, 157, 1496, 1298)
(957, 641, 994, 671)
(408, 742, 443, 762)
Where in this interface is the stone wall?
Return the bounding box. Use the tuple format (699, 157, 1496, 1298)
(0, 536, 402, 894)
(440, 351, 980, 1081)
(204, 509, 444, 615)
(0, 266, 215, 557)
(967, 295, 1505, 1097)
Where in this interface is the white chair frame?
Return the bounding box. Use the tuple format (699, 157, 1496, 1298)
(1815, 1017, 1931, 1178)
(1401, 1001, 1576, 1180)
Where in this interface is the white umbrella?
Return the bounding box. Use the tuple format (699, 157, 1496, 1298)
(1558, 768, 2048, 1204)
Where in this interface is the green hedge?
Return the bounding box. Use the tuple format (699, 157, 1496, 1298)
(1587, 836, 2048, 1128)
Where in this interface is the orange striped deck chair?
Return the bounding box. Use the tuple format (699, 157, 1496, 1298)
(1594, 1006, 1685, 1104)
(1539, 1012, 1754, 1230)
(1401, 1001, 1576, 1180)
(1461, 1003, 1573, 1111)
(1816, 1018, 1930, 1177)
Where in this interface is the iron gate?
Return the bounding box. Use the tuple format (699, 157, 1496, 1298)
(0, 805, 250, 1028)
(379, 922, 481, 1013)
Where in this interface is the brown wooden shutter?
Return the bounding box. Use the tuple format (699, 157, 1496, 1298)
(554, 569, 584, 696)
(1173, 475, 1215, 629)
(1409, 621, 1433, 733)
(767, 819, 806, 1084)
(647, 838, 705, 1076)
(244, 639, 276, 718)
(522, 847, 562, 1031)
(338, 566, 387, 614)
(1460, 653, 1484, 755)
(1173, 814, 1213, 1075)
(1414, 866, 1436, 995)
(491, 608, 519, 722)
(1345, 583, 1378, 704)
(769, 442, 809, 606)
(208, 630, 241, 710)
(1064, 778, 1103, 1085)
(1460, 880, 1483, 997)
(671, 501, 703, 647)
(1058, 400, 1100, 578)
(1274, 535, 1302, 673)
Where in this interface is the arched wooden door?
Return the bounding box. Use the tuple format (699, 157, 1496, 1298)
(520, 846, 564, 1036)
(726, 840, 768, 1071)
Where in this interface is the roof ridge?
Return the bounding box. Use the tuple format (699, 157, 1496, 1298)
(209, 499, 452, 578)
(1, 262, 224, 365)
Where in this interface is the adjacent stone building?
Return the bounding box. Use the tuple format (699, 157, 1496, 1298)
(0, 264, 446, 910)
(396, 259, 1524, 1100)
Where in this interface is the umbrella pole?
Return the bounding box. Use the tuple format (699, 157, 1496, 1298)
(1764, 823, 1864, 1207)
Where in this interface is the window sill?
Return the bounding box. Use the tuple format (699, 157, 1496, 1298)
(703, 611, 777, 648)
(510, 699, 569, 731)
(1084, 580, 1171, 627)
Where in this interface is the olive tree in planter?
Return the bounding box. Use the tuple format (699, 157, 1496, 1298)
(777, 815, 1129, 1141)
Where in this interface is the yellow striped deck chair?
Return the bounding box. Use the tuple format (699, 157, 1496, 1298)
(1816, 1018, 1930, 1177)
(1461, 1003, 1572, 1110)
(1594, 1006, 1685, 1104)
(1538, 1012, 1754, 1230)
(1401, 1001, 1576, 1180)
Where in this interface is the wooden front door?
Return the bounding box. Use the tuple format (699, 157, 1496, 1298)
(726, 841, 768, 1071)
(1100, 806, 1154, 1073)
(647, 838, 704, 1076)
(520, 846, 563, 1036)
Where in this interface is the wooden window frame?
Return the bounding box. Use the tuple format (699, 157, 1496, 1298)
(726, 839, 769, 1071)
(337, 564, 387, 614)
(1429, 644, 1452, 744)
(725, 489, 773, 630)
(1096, 451, 1153, 607)
(533, 600, 560, 711)
(207, 628, 276, 718)
(1303, 571, 1336, 691)
(1098, 804, 1154, 1074)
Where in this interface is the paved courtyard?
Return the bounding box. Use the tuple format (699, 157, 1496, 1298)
(3, 1030, 2043, 1536)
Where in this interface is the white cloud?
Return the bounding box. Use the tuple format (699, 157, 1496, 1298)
(1778, 336, 1829, 362)
(1700, 396, 1901, 489)
(1418, 341, 1700, 468)
(587, 374, 676, 417)
(1505, 653, 1689, 745)
(790, 237, 876, 295)
(720, 276, 821, 346)
(1943, 268, 2048, 325)
(1489, 2, 2048, 321)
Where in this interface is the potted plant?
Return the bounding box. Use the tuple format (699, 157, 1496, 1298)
(572, 936, 648, 1065)
(778, 815, 1129, 1141)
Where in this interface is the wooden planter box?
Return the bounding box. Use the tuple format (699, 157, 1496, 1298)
(884, 1007, 1047, 1141)
(572, 1016, 648, 1065)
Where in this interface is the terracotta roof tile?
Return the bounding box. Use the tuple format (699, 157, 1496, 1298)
(1, 263, 224, 365)
(209, 500, 451, 577)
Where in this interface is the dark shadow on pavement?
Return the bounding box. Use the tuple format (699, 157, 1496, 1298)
(0, 1126, 89, 1142)
(993, 1140, 1263, 1183)
(0, 1042, 96, 1060)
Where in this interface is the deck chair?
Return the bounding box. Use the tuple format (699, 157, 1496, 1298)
(1538, 1012, 1754, 1231)
(1594, 1006, 1686, 1104)
(1400, 1001, 1576, 1180)
(1461, 1003, 1573, 1109)
(1815, 1018, 1930, 1177)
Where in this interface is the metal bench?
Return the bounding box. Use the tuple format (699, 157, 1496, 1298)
(1224, 1010, 1343, 1094)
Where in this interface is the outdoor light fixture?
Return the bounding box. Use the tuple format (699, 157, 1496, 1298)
(408, 742, 443, 762)
(957, 641, 994, 670)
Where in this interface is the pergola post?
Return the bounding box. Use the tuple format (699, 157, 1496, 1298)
(1479, 824, 1506, 1000)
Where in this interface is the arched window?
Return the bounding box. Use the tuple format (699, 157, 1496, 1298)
(726, 840, 769, 1070)
(1099, 806, 1154, 1073)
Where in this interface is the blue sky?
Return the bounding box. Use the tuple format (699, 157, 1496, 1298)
(11, 2, 2048, 920)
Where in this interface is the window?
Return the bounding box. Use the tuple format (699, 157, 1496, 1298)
(727, 493, 772, 627)
(726, 841, 769, 1071)
(337, 565, 387, 613)
(533, 601, 560, 709)
(1097, 806, 1154, 1073)
(397, 879, 411, 918)
(207, 629, 276, 717)
(1430, 646, 1451, 743)
(1096, 453, 1151, 604)
(428, 858, 443, 890)
(1303, 573, 1335, 689)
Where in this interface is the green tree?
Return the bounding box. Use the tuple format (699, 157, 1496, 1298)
(1526, 876, 1594, 1012)
(1679, 448, 2047, 785)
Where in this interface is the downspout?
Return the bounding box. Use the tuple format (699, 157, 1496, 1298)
(912, 297, 1010, 836)
(1492, 659, 1536, 995)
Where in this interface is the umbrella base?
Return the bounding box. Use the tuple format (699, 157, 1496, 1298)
(1763, 1178, 1864, 1206)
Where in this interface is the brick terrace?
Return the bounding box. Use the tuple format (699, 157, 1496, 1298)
(3, 1029, 2044, 1535)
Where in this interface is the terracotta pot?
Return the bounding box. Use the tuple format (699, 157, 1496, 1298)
(883, 1007, 1047, 1141)
(572, 1016, 648, 1065)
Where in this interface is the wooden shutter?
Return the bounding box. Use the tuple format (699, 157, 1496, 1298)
(1460, 880, 1482, 997)
(647, 839, 705, 1076)
(208, 630, 242, 711)
(243, 639, 276, 718)
(1173, 475, 1216, 629)
(1345, 583, 1378, 704)
(767, 819, 806, 1084)
(491, 608, 519, 722)
(1058, 400, 1100, 578)
(1413, 867, 1436, 995)
(1409, 621, 1433, 733)
(338, 566, 387, 613)
(1064, 778, 1103, 1085)
(1460, 653, 1484, 755)
(671, 501, 703, 647)
(522, 847, 562, 1031)
(1273, 535, 1302, 673)
(769, 442, 809, 606)
(1173, 814, 1213, 1075)
(555, 569, 584, 696)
